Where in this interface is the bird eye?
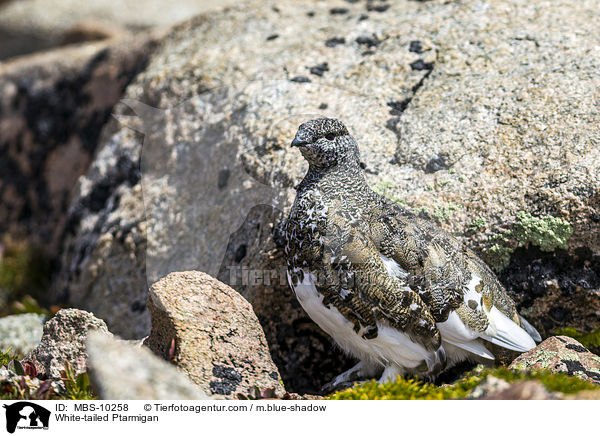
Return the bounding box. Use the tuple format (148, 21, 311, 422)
(325, 133, 335, 141)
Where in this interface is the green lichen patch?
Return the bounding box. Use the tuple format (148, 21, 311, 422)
(327, 367, 599, 400)
(483, 212, 573, 272)
(432, 203, 462, 224)
(512, 212, 573, 252)
(485, 243, 514, 272)
(469, 216, 487, 232)
(372, 181, 408, 206)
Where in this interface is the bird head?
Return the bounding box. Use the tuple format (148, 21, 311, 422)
(291, 118, 360, 170)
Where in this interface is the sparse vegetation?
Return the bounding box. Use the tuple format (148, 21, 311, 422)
(327, 367, 599, 400)
(0, 352, 96, 400)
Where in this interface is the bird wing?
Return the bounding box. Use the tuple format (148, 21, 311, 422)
(320, 206, 446, 372)
(367, 201, 539, 360)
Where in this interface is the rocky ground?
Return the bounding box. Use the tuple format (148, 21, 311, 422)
(1, 0, 599, 399)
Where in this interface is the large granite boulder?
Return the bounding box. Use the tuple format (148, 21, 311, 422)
(55, 0, 600, 392)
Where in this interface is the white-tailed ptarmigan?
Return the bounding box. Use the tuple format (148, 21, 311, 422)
(283, 118, 541, 387)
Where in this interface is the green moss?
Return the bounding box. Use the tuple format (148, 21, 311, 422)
(554, 327, 600, 354)
(512, 212, 573, 252)
(328, 375, 480, 400)
(327, 367, 599, 400)
(485, 367, 598, 395)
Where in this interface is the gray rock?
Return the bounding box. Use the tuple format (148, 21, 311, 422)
(0, 313, 45, 355)
(24, 308, 109, 380)
(144, 271, 285, 399)
(55, 0, 600, 391)
(86, 331, 210, 400)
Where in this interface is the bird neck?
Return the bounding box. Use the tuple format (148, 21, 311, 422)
(300, 157, 369, 195)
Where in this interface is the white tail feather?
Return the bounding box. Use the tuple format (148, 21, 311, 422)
(452, 340, 495, 360)
(481, 307, 536, 352)
(519, 315, 542, 342)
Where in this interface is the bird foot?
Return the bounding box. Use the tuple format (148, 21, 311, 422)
(321, 361, 380, 394)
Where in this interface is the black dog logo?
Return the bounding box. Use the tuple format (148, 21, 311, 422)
(3, 402, 50, 433)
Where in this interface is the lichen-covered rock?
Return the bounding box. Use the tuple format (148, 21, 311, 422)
(0, 313, 45, 355)
(144, 271, 285, 399)
(86, 331, 210, 400)
(509, 336, 600, 384)
(0, 36, 156, 261)
(56, 0, 600, 391)
(24, 308, 109, 380)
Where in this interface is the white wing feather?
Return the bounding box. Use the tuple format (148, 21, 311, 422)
(379, 254, 537, 360)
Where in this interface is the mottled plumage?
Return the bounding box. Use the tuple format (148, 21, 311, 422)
(284, 118, 541, 385)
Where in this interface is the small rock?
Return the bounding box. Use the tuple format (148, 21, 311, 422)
(466, 375, 510, 399)
(0, 313, 45, 355)
(481, 380, 561, 400)
(509, 336, 600, 384)
(87, 331, 210, 400)
(566, 390, 600, 400)
(24, 309, 109, 380)
(144, 271, 285, 399)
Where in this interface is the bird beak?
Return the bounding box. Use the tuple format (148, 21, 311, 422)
(291, 136, 308, 147)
